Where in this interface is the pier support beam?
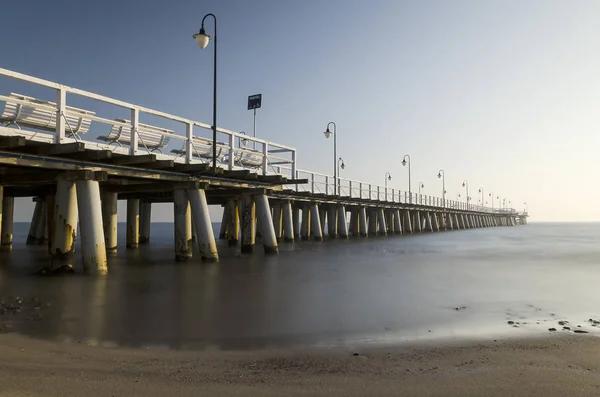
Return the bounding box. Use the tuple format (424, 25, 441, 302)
(358, 207, 368, 237)
(50, 178, 78, 271)
(310, 203, 323, 241)
(327, 205, 338, 239)
(241, 193, 256, 253)
(414, 211, 422, 233)
(432, 212, 440, 232)
(1, 196, 14, 252)
(126, 198, 140, 249)
(189, 187, 219, 261)
(174, 189, 193, 261)
(219, 206, 229, 239)
(454, 214, 460, 230)
(292, 205, 300, 240)
(139, 201, 151, 244)
(27, 198, 43, 245)
(404, 210, 413, 233)
(282, 201, 294, 242)
(377, 208, 387, 235)
(447, 213, 454, 230)
(350, 209, 359, 237)
(76, 178, 107, 274)
(35, 201, 48, 245)
(101, 192, 118, 252)
(271, 202, 282, 241)
(300, 205, 310, 240)
(337, 206, 348, 239)
(227, 199, 240, 247)
(319, 207, 327, 236)
(394, 209, 402, 234)
(255, 194, 278, 254)
(368, 208, 378, 235)
(424, 212, 433, 232)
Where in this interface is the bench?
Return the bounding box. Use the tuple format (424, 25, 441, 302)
(0, 93, 95, 139)
(234, 147, 264, 168)
(97, 118, 173, 152)
(170, 136, 228, 162)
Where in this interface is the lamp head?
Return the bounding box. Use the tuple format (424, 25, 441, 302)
(323, 128, 332, 139)
(437, 173, 441, 178)
(462, 182, 465, 187)
(193, 27, 211, 49)
(402, 159, 406, 166)
(340, 162, 345, 170)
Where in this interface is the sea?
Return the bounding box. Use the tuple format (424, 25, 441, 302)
(1, 222, 599, 350)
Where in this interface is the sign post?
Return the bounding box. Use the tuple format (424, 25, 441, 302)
(247, 94, 262, 148)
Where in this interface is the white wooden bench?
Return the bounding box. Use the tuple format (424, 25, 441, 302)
(0, 93, 95, 139)
(235, 147, 264, 168)
(97, 118, 173, 152)
(170, 136, 229, 162)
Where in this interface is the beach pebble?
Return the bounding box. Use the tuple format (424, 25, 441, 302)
(558, 321, 568, 326)
(353, 352, 360, 356)
(563, 326, 570, 330)
(548, 328, 557, 332)
(574, 330, 589, 334)
(507, 321, 515, 325)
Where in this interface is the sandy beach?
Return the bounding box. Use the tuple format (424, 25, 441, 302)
(1, 333, 600, 396)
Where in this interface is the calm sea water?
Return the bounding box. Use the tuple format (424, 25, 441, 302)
(1, 222, 599, 350)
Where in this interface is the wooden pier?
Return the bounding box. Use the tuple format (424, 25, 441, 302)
(0, 67, 526, 274)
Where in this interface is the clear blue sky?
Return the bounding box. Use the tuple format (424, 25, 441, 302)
(2, 0, 600, 221)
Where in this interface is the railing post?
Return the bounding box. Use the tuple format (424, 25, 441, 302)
(360, 182, 363, 199)
(369, 185, 372, 200)
(295, 170, 299, 192)
(291, 150, 297, 180)
(55, 88, 66, 144)
(377, 186, 380, 201)
(130, 108, 139, 156)
(325, 176, 329, 195)
(311, 173, 315, 193)
(262, 143, 269, 175)
(186, 122, 193, 164)
(349, 180, 352, 198)
(228, 134, 235, 171)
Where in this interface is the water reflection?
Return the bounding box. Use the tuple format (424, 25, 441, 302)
(3, 223, 600, 350)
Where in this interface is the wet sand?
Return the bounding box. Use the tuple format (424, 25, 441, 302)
(2, 333, 600, 396)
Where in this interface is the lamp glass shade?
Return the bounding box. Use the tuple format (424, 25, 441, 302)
(340, 163, 345, 170)
(323, 129, 332, 139)
(194, 32, 211, 49)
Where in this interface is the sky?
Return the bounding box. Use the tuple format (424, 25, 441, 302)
(1, 0, 600, 222)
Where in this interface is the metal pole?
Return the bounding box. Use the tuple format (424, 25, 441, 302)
(199, 13, 218, 175)
(333, 124, 337, 195)
(253, 108, 256, 150)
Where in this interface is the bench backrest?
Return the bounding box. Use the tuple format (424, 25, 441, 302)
(108, 118, 173, 149)
(1, 93, 95, 135)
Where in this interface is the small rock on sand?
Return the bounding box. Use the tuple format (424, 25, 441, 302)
(548, 328, 557, 332)
(574, 330, 589, 334)
(507, 321, 515, 325)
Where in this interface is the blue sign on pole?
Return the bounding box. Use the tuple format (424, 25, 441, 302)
(248, 94, 262, 110)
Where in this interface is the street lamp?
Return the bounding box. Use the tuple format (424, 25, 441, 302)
(437, 169, 445, 206)
(488, 192, 494, 209)
(193, 13, 218, 175)
(462, 180, 469, 206)
(385, 172, 392, 188)
(478, 187, 484, 208)
(401, 154, 411, 203)
(338, 157, 345, 174)
(323, 122, 338, 195)
(418, 182, 424, 194)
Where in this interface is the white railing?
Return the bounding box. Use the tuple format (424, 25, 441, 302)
(0, 67, 296, 178)
(0, 67, 515, 214)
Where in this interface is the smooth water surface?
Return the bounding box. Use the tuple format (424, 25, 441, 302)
(1, 222, 599, 350)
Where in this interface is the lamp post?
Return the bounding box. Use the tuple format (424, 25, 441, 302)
(462, 180, 469, 208)
(437, 169, 445, 207)
(385, 172, 392, 189)
(401, 154, 411, 203)
(323, 122, 338, 195)
(488, 192, 494, 209)
(418, 182, 424, 194)
(193, 13, 218, 175)
(478, 187, 484, 209)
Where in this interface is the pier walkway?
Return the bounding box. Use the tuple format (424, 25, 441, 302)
(0, 67, 527, 274)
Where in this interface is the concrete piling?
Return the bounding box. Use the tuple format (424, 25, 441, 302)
(337, 206, 348, 239)
(310, 203, 323, 241)
(255, 194, 279, 254)
(394, 209, 402, 234)
(101, 191, 118, 252)
(27, 198, 43, 245)
(271, 202, 282, 241)
(228, 199, 240, 247)
(327, 205, 338, 239)
(35, 201, 48, 245)
(282, 201, 294, 242)
(189, 187, 219, 261)
(358, 207, 368, 237)
(241, 193, 256, 253)
(292, 205, 301, 240)
(301, 204, 311, 240)
(126, 198, 140, 249)
(174, 189, 193, 261)
(404, 210, 412, 233)
(76, 178, 107, 275)
(50, 177, 78, 271)
(377, 208, 387, 235)
(139, 201, 152, 244)
(1, 196, 14, 252)
(368, 208, 378, 235)
(432, 212, 440, 232)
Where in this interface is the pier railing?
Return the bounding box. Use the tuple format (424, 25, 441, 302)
(0, 68, 296, 178)
(0, 67, 516, 215)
